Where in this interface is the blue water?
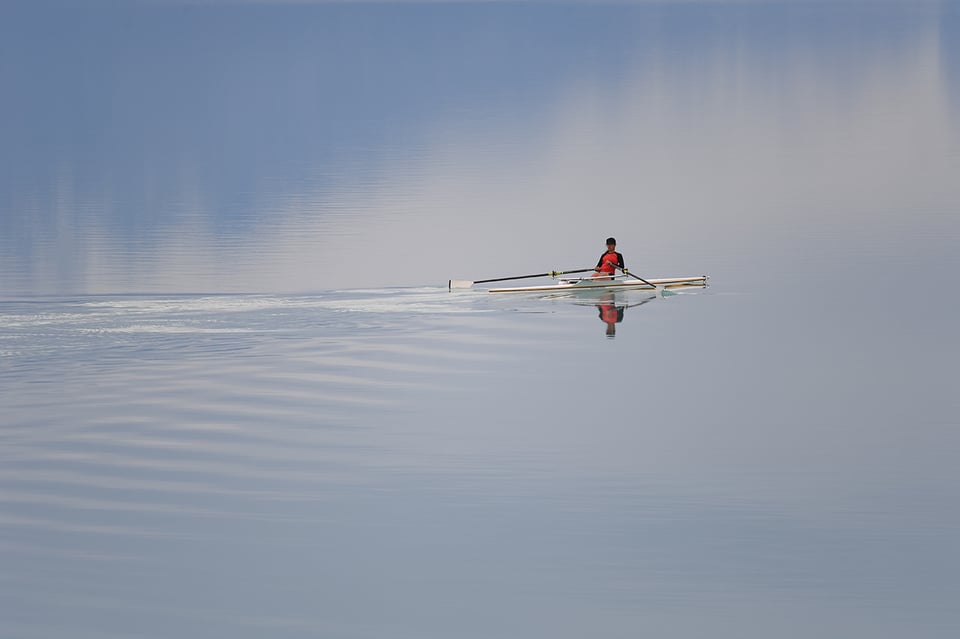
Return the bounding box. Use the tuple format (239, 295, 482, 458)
(2, 2, 960, 638)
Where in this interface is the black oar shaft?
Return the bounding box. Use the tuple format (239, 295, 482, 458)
(616, 266, 658, 288)
(473, 268, 594, 285)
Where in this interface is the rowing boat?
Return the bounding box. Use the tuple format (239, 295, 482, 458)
(487, 275, 708, 293)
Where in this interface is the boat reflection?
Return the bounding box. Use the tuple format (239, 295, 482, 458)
(542, 282, 706, 338)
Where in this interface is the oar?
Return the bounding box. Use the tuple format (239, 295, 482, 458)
(616, 266, 665, 293)
(449, 268, 594, 290)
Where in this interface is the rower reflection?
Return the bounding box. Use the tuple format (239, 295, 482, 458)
(593, 291, 653, 338)
(597, 292, 623, 337)
(543, 286, 685, 337)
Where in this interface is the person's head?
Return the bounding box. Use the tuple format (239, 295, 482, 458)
(605, 237, 617, 250)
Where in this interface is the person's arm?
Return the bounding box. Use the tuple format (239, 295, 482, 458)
(595, 254, 605, 271)
(617, 253, 625, 269)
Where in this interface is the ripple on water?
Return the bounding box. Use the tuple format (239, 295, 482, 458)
(0, 290, 536, 556)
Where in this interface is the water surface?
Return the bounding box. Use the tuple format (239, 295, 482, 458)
(2, 2, 959, 638)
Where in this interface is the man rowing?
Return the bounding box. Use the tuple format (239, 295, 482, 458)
(593, 237, 624, 279)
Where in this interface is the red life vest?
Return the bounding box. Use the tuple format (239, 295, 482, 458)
(597, 251, 622, 274)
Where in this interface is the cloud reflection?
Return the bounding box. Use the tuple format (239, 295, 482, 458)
(1, 3, 956, 295)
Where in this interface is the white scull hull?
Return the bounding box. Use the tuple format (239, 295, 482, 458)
(487, 275, 708, 293)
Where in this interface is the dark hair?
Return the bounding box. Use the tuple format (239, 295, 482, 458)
(605, 237, 617, 245)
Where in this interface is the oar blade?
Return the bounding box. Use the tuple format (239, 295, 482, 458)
(448, 279, 475, 290)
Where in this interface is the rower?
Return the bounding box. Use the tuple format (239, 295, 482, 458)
(593, 237, 624, 279)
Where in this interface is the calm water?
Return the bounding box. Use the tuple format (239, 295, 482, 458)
(2, 2, 960, 638)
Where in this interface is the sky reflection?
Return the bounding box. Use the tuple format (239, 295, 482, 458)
(0, 2, 957, 296)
